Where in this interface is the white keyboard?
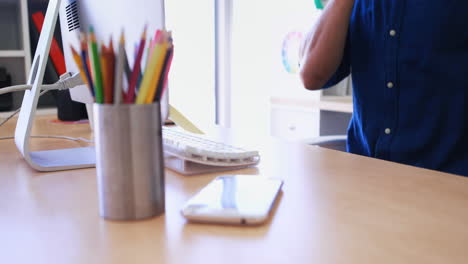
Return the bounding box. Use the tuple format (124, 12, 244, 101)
(162, 126, 260, 167)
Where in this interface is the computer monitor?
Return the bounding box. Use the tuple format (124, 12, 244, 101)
(58, 0, 169, 120)
(14, 0, 169, 172)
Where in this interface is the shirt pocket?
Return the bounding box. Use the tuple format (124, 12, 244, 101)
(404, 1, 468, 50)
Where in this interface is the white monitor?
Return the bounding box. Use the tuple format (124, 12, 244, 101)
(58, 0, 169, 119)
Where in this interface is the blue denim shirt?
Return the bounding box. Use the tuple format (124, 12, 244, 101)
(325, 1, 468, 176)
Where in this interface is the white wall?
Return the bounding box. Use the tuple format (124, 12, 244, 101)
(165, 1, 216, 131)
(165, 1, 322, 134)
(230, 0, 321, 135)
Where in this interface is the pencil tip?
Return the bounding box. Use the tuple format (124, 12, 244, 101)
(120, 32, 125, 43)
(101, 42, 105, 51)
(70, 45, 78, 54)
(142, 25, 148, 38)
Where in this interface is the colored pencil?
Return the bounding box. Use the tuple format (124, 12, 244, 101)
(150, 30, 162, 58)
(140, 37, 153, 91)
(79, 32, 95, 96)
(77, 26, 174, 104)
(100, 42, 115, 104)
(135, 32, 163, 104)
(155, 45, 174, 102)
(106, 37, 115, 103)
(88, 26, 104, 103)
(114, 31, 126, 104)
(70, 45, 92, 94)
(125, 26, 147, 103)
(100, 43, 109, 103)
(144, 31, 169, 103)
(123, 48, 131, 83)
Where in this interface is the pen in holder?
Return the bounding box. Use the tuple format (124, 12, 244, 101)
(94, 102, 165, 220)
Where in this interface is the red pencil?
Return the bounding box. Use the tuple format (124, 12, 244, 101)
(125, 26, 147, 103)
(107, 37, 116, 103)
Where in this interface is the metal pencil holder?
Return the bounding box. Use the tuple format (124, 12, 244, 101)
(93, 102, 165, 220)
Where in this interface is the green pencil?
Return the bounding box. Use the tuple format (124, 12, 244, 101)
(88, 26, 104, 103)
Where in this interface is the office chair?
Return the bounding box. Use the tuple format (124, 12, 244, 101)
(303, 135, 347, 152)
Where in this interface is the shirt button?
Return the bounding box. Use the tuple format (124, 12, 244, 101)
(387, 82, 394, 88)
(385, 128, 391, 135)
(389, 29, 396, 37)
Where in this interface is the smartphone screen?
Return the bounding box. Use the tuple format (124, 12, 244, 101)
(181, 175, 283, 224)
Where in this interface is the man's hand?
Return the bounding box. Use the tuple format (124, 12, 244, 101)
(299, 0, 355, 90)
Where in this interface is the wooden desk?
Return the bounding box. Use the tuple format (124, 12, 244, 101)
(1, 116, 468, 264)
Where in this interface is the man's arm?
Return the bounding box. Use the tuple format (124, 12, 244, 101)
(299, 0, 355, 90)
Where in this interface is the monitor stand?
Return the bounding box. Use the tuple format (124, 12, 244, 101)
(14, 0, 95, 172)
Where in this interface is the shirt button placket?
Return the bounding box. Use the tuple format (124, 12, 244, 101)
(388, 30, 396, 90)
(386, 28, 397, 140)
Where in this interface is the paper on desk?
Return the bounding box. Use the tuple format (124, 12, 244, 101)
(168, 105, 204, 134)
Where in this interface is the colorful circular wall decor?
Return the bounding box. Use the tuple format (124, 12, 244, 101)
(314, 0, 329, 10)
(281, 31, 303, 74)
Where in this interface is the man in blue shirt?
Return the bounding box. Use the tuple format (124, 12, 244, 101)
(300, 0, 468, 176)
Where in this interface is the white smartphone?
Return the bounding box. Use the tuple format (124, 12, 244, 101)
(181, 175, 283, 225)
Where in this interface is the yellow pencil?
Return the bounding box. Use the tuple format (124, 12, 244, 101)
(135, 30, 168, 104)
(144, 32, 169, 103)
(70, 45, 91, 90)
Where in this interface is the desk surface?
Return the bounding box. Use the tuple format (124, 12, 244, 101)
(1, 116, 468, 264)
